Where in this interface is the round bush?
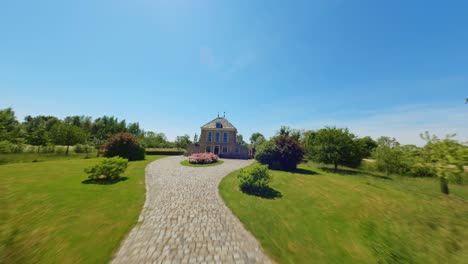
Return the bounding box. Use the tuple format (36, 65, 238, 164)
(237, 164, 272, 193)
(255, 135, 304, 171)
(84, 157, 128, 180)
(103, 132, 145, 161)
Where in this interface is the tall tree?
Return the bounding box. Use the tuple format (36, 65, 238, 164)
(50, 123, 86, 155)
(307, 127, 364, 170)
(277, 126, 302, 141)
(175, 134, 192, 150)
(236, 134, 247, 146)
(249, 132, 264, 144)
(23, 115, 59, 152)
(356, 136, 378, 158)
(0, 108, 21, 142)
(127, 122, 143, 137)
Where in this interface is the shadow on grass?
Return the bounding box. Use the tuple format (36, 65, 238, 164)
(240, 186, 283, 199)
(321, 167, 392, 180)
(81, 177, 129, 185)
(293, 168, 319, 176)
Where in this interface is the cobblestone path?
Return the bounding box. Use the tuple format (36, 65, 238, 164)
(112, 156, 271, 264)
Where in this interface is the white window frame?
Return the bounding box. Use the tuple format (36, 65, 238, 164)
(223, 132, 228, 143)
(207, 132, 212, 142)
(215, 132, 220, 142)
(222, 146, 228, 153)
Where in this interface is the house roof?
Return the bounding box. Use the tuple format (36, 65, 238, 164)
(201, 117, 236, 130)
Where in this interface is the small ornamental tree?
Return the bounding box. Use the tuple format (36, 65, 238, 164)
(255, 133, 304, 171)
(103, 132, 145, 161)
(84, 157, 128, 180)
(273, 135, 305, 170)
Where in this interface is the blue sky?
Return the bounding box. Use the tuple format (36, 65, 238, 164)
(1, 0, 467, 145)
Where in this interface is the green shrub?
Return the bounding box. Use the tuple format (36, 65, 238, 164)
(255, 141, 278, 167)
(410, 162, 436, 177)
(55, 146, 67, 154)
(41, 144, 56, 153)
(84, 157, 128, 180)
(0, 140, 24, 153)
(237, 164, 272, 193)
(103, 132, 145, 161)
(74, 144, 93, 154)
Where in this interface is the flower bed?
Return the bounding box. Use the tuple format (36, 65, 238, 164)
(188, 153, 219, 164)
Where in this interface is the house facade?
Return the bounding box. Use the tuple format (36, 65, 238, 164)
(186, 116, 249, 159)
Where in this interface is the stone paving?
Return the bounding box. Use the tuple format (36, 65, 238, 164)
(112, 156, 271, 264)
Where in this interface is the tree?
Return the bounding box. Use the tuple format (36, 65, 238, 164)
(374, 144, 405, 177)
(419, 132, 468, 194)
(23, 115, 59, 152)
(103, 132, 145, 161)
(175, 134, 192, 150)
(250, 135, 266, 149)
(255, 133, 304, 171)
(249, 132, 264, 144)
(0, 108, 21, 142)
(91, 116, 127, 152)
(277, 126, 302, 141)
(50, 123, 87, 155)
(376, 136, 400, 148)
(236, 134, 247, 146)
(306, 127, 364, 171)
(356, 136, 377, 158)
(193, 133, 199, 144)
(127, 122, 143, 137)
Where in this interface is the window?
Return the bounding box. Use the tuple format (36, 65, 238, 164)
(207, 132, 212, 142)
(223, 146, 228, 153)
(235, 148, 239, 153)
(223, 132, 228, 143)
(206, 146, 211, 153)
(215, 132, 220, 142)
(216, 122, 223, 128)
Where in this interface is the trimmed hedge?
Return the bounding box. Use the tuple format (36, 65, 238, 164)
(145, 149, 185, 155)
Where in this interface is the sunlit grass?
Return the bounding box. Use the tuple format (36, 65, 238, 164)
(219, 163, 468, 263)
(0, 155, 167, 264)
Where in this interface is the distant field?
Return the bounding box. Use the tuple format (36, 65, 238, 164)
(220, 163, 468, 263)
(0, 155, 167, 264)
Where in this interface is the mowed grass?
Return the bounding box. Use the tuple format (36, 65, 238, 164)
(180, 159, 224, 167)
(0, 152, 97, 165)
(219, 163, 468, 264)
(0, 155, 167, 264)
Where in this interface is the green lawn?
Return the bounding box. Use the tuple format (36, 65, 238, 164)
(0, 152, 97, 165)
(0, 155, 167, 264)
(180, 159, 224, 167)
(219, 163, 468, 264)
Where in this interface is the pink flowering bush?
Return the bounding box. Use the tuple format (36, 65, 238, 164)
(188, 153, 219, 164)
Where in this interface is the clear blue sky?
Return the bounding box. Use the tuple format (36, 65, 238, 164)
(1, 0, 467, 145)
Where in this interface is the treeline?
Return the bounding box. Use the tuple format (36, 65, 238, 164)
(0, 108, 192, 154)
(249, 126, 468, 194)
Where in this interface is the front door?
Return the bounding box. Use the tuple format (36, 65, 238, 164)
(214, 145, 220, 155)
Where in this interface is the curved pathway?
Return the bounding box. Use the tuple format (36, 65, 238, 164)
(112, 156, 271, 264)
